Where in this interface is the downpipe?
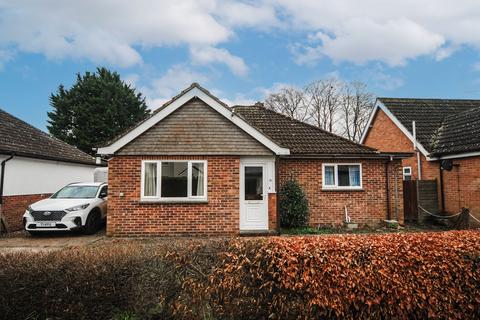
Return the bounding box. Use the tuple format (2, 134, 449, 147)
(0, 153, 14, 233)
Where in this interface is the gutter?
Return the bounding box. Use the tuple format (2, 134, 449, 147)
(280, 153, 413, 160)
(0, 153, 14, 232)
(0, 150, 100, 167)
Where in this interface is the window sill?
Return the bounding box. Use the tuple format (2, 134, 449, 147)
(139, 198, 208, 204)
(322, 188, 364, 192)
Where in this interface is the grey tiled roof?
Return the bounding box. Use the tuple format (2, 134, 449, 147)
(378, 98, 480, 152)
(0, 108, 96, 165)
(234, 104, 378, 155)
(378, 98, 480, 155)
(433, 107, 480, 156)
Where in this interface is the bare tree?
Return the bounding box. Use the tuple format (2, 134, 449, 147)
(263, 79, 375, 142)
(340, 81, 375, 142)
(264, 87, 309, 121)
(304, 79, 343, 133)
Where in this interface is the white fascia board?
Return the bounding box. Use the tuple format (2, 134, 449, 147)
(97, 86, 290, 155)
(359, 103, 379, 144)
(362, 100, 432, 160)
(436, 151, 480, 160)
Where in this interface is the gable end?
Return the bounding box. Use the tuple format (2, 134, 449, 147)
(117, 98, 273, 155)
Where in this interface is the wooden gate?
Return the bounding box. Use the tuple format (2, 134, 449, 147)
(403, 180, 418, 222)
(403, 180, 439, 223)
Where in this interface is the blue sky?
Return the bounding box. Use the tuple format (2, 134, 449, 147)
(1, 0, 480, 130)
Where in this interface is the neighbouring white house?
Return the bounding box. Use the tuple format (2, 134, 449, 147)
(0, 108, 100, 232)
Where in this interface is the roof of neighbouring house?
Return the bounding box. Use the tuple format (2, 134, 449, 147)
(233, 104, 379, 156)
(374, 97, 480, 156)
(0, 108, 97, 165)
(433, 106, 480, 156)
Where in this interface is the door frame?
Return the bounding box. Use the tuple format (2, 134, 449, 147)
(239, 157, 275, 231)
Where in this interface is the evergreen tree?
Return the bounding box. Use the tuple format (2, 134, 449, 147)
(279, 179, 309, 228)
(48, 67, 150, 154)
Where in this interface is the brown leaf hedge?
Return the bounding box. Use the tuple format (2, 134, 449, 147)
(0, 231, 479, 319)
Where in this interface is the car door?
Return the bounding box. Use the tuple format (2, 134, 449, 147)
(97, 185, 108, 217)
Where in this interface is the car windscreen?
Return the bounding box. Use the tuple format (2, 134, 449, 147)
(51, 186, 99, 199)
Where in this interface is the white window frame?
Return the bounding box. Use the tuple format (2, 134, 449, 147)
(402, 166, 412, 180)
(140, 160, 208, 202)
(322, 163, 363, 190)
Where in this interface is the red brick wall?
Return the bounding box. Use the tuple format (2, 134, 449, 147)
(278, 159, 403, 226)
(107, 155, 242, 236)
(268, 193, 277, 231)
(441, 156, 480, 224)
(364, 109, 413, 153)
(1, 194, 51, 231)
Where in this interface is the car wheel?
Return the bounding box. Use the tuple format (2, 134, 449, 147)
(84, 210, 100, 235)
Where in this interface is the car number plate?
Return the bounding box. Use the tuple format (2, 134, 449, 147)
(38, 222, 55, 227)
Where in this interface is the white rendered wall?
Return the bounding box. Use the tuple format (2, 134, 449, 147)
(0, 155, 96, 196)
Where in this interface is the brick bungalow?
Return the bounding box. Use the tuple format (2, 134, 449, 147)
(98, 84, 407, 236)
(0, 108, 98, 232)
(361, 98, 480, 223)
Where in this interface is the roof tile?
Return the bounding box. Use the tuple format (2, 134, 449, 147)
(234, 105, 377, 155)
(0, 108, 96, 165)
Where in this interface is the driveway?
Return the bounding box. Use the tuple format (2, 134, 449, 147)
(0, 229, 105, 253)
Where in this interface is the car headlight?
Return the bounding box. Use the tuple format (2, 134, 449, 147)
(65, 204, 90, 212)
(27, 205, 34, 213)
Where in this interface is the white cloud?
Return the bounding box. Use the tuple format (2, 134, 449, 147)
(2, 0, 480, 73)
(140, 65, 209, 109)
(435, 45, 460, 61)
(190, 46, 248, 76)
(216, 2, 279, 28)
(293, 18, 444, 66)
(0, 0, 239, 69)
(368, 70, 405, 91)
(0, 48, 13, 70)
(124, 73, 140, 88)
(272, 0, 480, 66)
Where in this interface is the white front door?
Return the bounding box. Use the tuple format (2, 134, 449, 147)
(240, 160, 269, 230)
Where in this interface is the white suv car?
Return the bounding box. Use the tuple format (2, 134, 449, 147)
(23, 182, 108, 235)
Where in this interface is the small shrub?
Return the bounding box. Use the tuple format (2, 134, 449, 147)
(279, 179, 309, 228)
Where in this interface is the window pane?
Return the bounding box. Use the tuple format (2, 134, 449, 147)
(324, 166, 335, 186)
(348, 165, 361, 186)
(192, 162, 205, 197)
(245, 166, 263, 200)
(338, 165, 360, 187)
(161, 162, 188, 197)
(338, 165, 350, 186)
(144, 162, 157, 197)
